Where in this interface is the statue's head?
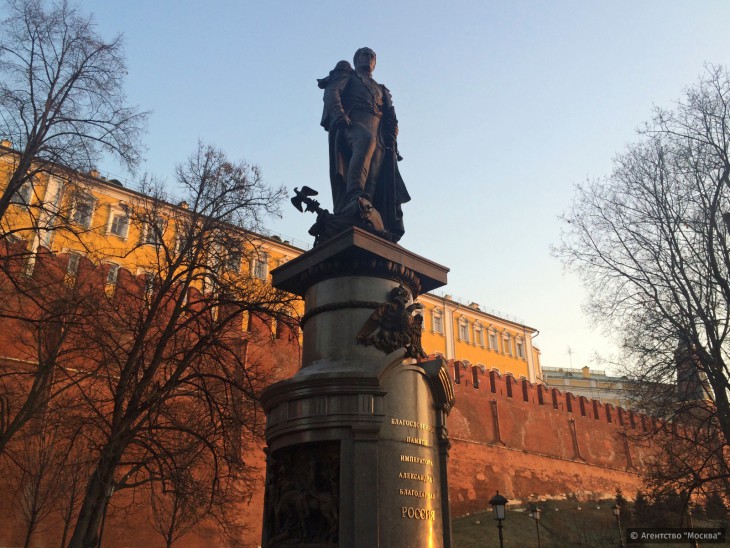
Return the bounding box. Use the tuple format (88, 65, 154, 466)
(353, 47, 376, 73)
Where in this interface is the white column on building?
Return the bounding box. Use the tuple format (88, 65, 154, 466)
(444, 301, 455, 361)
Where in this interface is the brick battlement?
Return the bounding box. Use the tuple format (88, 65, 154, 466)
(443, 359, 651, 515)
(447, 358, 648, 431)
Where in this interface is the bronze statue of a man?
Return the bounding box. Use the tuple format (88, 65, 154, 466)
(318, 48, 410, 242)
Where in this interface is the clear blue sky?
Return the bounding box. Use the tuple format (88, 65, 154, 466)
(67, 0, 730, 371)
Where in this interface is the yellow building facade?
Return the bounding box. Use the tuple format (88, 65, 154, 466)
(419, 293, 541, 383)
(1, 142, 542, 381)
(0, 142, 302, 290)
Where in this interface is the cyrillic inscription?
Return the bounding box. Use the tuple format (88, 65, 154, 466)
(399, 488, 436, 499)
(390, 418, 435, 434)
(393, 418, 438, 522)
(398, 472, 434, 483)
(405, 436, 430, 447)
(400, 454, 433, 467)
(401, 507, 436, 520)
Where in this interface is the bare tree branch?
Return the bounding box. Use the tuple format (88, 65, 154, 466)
(557, 64, 730, 502)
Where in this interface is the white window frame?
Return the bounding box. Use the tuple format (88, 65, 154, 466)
(143, 216, 166, 246)
(107, 206, 130, 240)
(137, 269, 157, 304)
(174, 222, 190, 256)
(224, 240, 243, 273)
(252, 252, 268, 280)
(458, 319, 470, 343)
(474, 322, 485, 347)
(72, 193, 96, 229)
(503, 331, 512, 356)
(106, 262, 120, 286)
(488, 329, 498, 351)
(13, 181, 33, 207)
(516, 338, 526, 359)
(431, 308, 444, 335)
(67, 252, 81, 277)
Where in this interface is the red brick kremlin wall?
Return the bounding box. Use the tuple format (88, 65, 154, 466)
(447, 360, 649, 517)
(0, 247, 654, 546)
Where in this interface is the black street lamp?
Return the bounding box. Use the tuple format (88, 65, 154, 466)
(489, 491, 509, 548)
(529, 504, 542, 548)
(613, 503, 625, 548)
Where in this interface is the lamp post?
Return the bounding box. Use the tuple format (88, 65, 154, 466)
(529, 504, 542, 548)
(613, 503, 625, 548)
(489, 491, 509, 548)
(687, 505, 699, 548)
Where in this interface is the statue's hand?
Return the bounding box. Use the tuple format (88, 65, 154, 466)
(336, 113, 352, 129)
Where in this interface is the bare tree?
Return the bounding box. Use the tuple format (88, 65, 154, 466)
(0, 249, 92, 455)
(557, 65, 730, 499)
(147, 453, 233, 548)
(64, 143, 296, 548)
(0, 0, 148, 222)
(148, 471, 207, 548)
(2, 421, 86, 548)
(9, 432, 61, 548)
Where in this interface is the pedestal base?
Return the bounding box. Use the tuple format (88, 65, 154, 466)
(261, 228, 453, 548)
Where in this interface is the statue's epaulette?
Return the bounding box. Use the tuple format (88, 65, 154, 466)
(317, 60, 354, 89)
(333, 60, 353, 72)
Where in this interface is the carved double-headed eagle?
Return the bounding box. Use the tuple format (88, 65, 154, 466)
(356, 285, 426, 359)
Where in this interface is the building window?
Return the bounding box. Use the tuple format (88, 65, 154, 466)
(108, 211, 130, 239)
(174, 223, 190, 256)
(143, 271, 156, 303)
(458, 319, 469, 343)
(431, 309, 443, 334)
(252, 253, 268, 280)
(224, 243, 242, 272)
(72, 195, 95, 228)
(144, 216, 165, 246)
(474, 324, 485, 347)
(67, 253, 81, 277)
(104, 263, 120, 296)
(503, 332, 512, 356)
(13, 182, 33, 207)
(106, 263, 120, 286)
(488, 330, 498, 351)
(516, 339, 525, 359)
(65, 252, 81, 286)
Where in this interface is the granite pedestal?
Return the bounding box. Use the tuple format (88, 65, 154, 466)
(261, 227, 453, 548)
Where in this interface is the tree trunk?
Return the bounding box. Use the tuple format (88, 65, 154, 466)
(66, 474, 108, 548)
(23, 518, 36, 548)
(66, 443, 122, 548)
(711, 377, 730, 446)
